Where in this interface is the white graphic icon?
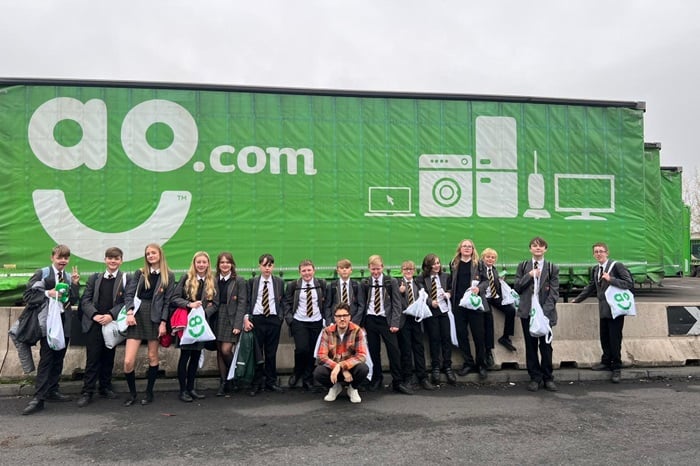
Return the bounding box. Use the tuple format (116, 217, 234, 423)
(524, 150, 550, 219)
(364, 187, 415, 217)
(475, 116, 518, 218)
(419, 154, 473, 217)
(554, 174, 615, 220)
(33, 189, 192, 262)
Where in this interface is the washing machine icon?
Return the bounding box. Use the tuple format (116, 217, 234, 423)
(419, 154, 473, 217)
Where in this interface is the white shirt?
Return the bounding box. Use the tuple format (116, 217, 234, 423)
(294, 280, 321, 322)
(368, 275, 386, 317)
(253, 277, 277, 316)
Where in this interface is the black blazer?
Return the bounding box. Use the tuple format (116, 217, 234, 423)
(79, 271, 129, 333)
(325, 278, 365, 325)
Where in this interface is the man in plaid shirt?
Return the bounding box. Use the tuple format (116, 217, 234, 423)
(313, 303, 369, 403)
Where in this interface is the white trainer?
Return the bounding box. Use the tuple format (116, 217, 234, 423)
(346, 385, 362, 403)
(324, 383, 343, 402)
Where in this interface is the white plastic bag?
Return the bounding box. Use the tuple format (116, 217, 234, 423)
(179, 305, 216, 345)
(115, 306, 129, 333)
(403, 289, 432, 322)
(46, 297, 66, 351)
(529, 285, 552, 343)
(459, 290, 484, 311)
(102, 321, 125, 349)
(605, 285, 637, 318)
(500, 279, 519, 307)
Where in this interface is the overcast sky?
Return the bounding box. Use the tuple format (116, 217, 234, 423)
(3, 0, 698, 176)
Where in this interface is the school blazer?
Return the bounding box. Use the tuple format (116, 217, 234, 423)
(124, 269, 176, 324)
(513, 260, 560, 325)
(449, 260, 489, 311)
(24, 267, 80, 338)
(79, 271, 129, 333)
(214, 275, 249, 332)
(283, 278, 328, 326)
(171, 275, 217, 317)
(574, 261, 634, 319)
(396, 277, 425, 326)
(247, 275, 285, 322)
(359, 275, 402, 329)
(325, 279, 365, 325)
(415, 272, 449, 318)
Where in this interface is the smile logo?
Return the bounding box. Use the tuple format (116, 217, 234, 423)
(28, 98, 196, 262)
(27, 96, 318, 263)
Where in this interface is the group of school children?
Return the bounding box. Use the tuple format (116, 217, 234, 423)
(22, 234, 630, 415)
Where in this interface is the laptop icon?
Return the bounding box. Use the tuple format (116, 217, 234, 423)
(364, 187, 415, 217)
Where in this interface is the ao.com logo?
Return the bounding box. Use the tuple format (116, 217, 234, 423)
(28, 97, 317, 262)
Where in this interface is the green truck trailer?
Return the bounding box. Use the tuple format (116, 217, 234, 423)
(0, 79, 690, 303)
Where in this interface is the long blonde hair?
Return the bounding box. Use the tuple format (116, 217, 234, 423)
(451, 239, 479, 270)
(185, 251, 216, 301)
(142, 243, 170, 289)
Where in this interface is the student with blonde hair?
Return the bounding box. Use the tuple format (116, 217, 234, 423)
(450, 239, 489, 380)
(122, 243, 176, 406)
(171, 251, 217, 402)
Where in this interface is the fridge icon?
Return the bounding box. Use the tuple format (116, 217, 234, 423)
(474, 116, 518, 218)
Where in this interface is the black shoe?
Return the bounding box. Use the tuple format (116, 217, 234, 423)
(485, 351, 495, 369)
(420, 378, 437, 391)
(188, 390, 205, 400)
(430, 369, 441, 385)
(456, 366, 473, 377)
(498, 336, 517, 352)
(99, 389, 118, 399)
(77, 394, 92, 408)
(265, 384, 285, 393)
(288, 374, 299, 388)
(527, 380, 540, 392)
(368, 379, 383, 392)
(544, 380, 558, 392)
(591, 362, 610, 371)
(393, 383, 414, 395)
(478, 367, 488, 380)
(22, 399, 45, 415)
(179, 391, 193, 402)
(611, 370, 621, 384)
(123, 395, 138, 407)
(216, 381, 228, 397)
(248, 386, 262, 397)
(445, 368, 457, 385)
(47, 391, 72, 402)
(140, 392, 154, 405)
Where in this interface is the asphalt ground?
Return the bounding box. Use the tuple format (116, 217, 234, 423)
(1, 369, 698, 465)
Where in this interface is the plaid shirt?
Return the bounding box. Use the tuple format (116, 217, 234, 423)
(317, 321, 367, 371)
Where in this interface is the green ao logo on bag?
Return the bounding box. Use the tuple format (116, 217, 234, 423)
(187, 314, 206, 338)
(470, 294, 482, 308)
(613, 291, 633, 310)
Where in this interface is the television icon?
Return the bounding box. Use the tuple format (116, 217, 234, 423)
(364, 186, 415, 217)
(554, 174, 615, 221)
